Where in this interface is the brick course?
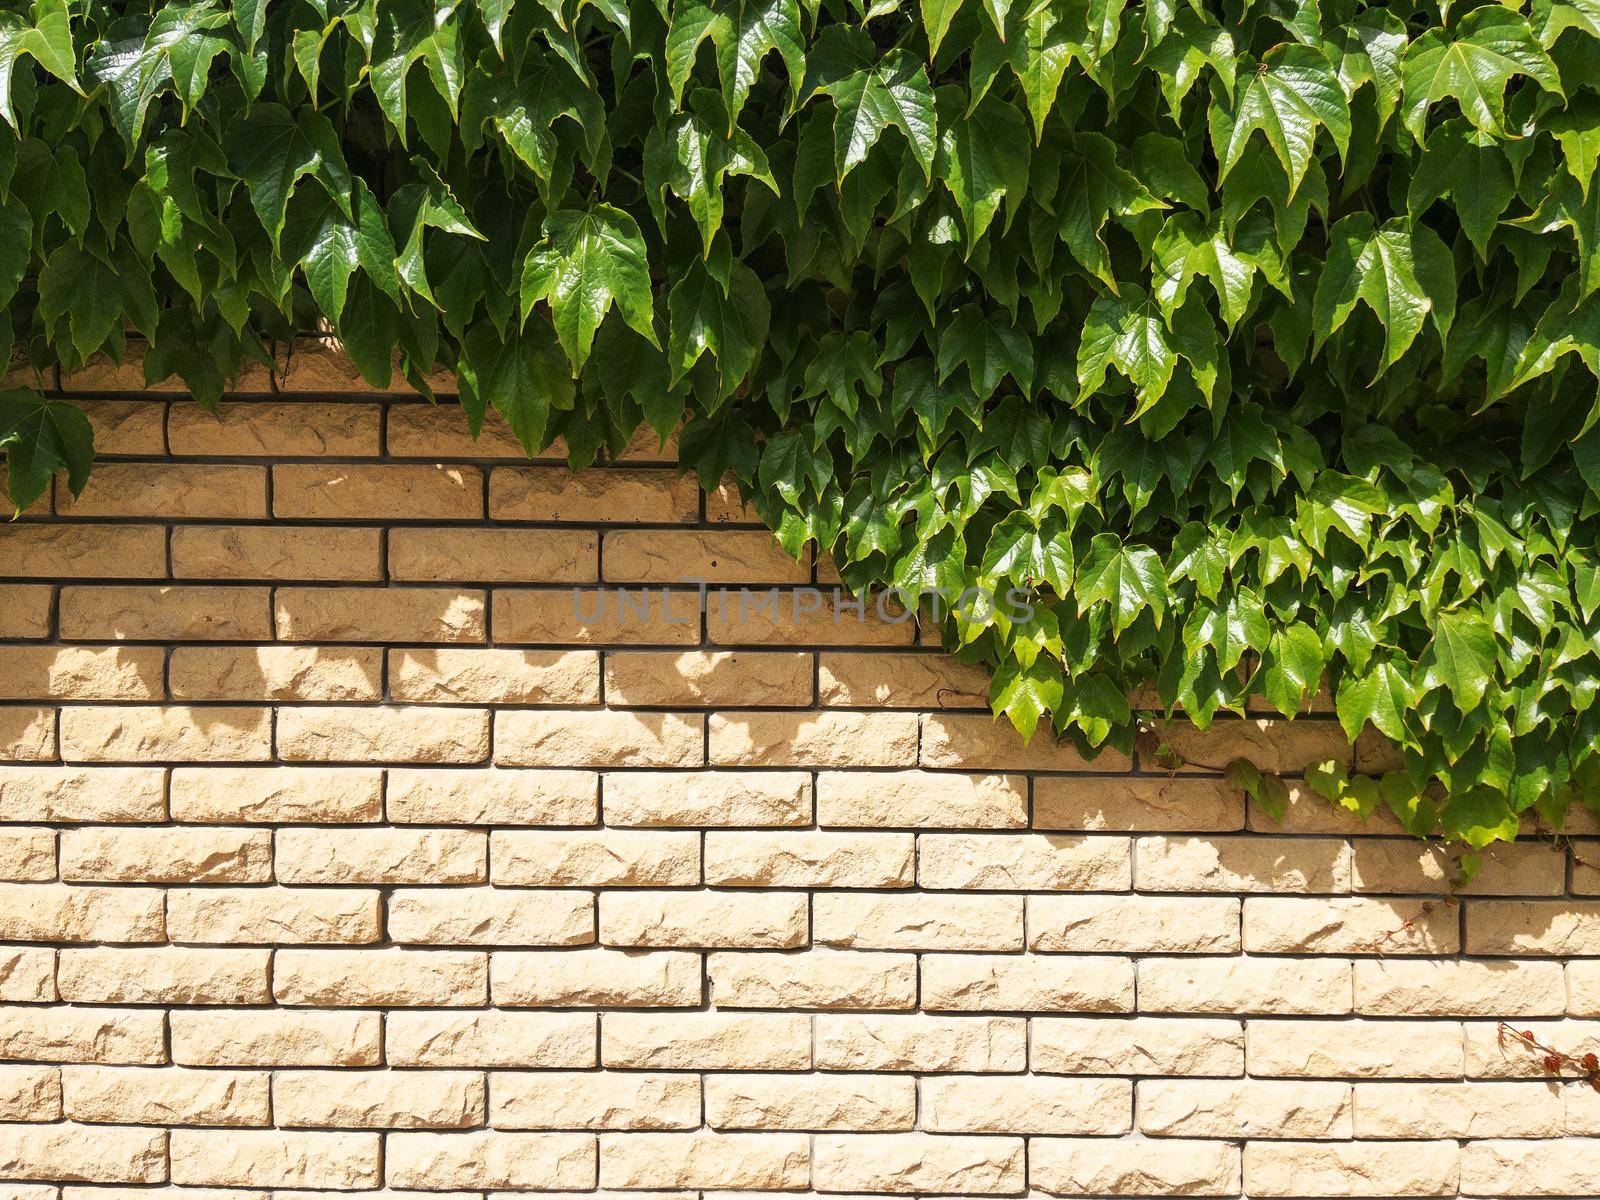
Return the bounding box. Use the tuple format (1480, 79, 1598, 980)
(1, 367, 1597, 1196)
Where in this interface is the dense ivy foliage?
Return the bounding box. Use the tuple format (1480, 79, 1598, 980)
(2, 0, 1600, 847)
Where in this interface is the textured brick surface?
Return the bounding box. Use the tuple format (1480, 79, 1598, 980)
(2, 380, 1595, 1196)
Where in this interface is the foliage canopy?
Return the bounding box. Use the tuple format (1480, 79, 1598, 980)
(2, 0, 1600, 849)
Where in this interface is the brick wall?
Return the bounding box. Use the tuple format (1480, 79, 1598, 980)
(1, 351, 1599, 1197)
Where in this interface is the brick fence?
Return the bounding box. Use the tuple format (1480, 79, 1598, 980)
(1, 347, 1598, 1197)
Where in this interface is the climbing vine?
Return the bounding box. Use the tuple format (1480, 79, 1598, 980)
(2, 0, 1600, 847)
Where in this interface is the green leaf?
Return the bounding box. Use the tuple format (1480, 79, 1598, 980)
(0, 389, 92, 511)
(1312, 215, 1433, 376)
(1423, 608, 1497, 709)
(1077, 532, 1169, 635)
(225, 104, 353, 245)
(1401, 7, 1561, 141)
(521, 205, 657, 373)
(667, 260, 769, 394)
(817, 47, 937, 183)
(645, 88, 778, 255)
(1210, 44, 1351, 195)
(936, 92, 1030, 246)
(460, 318, 575, 457)
(1336, 658, 1416, 742)
(991, 653, 1064, 742)
(1056, 134, 1164, 287)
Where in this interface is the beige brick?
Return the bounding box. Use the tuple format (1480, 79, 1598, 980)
(0, 884, 163, 942)
(817, 770, 1027, 829)
(170, 1010, 381, 1067)
(168, 401, 380, 456)
(59, 463, 266, 518)
(386, 1012, 596, 1069)
(60, 706, 271, 762)
(274, 1070, 482, 1130)
(58, 1190, 260, 1200)
(603, 1013, 811, 1070)
(1246, 896, 1458, 953)
(169, 766, 382, 823)
(491, 465, 698, 523)
(496, 709, 702, 767)
(923, 1076, 1130, 1135)
(81, 399, 164, 454)
(1032, 1137, 1240, 1196)
(1354, 959, 1565, 1016)
(385, 402, 529, 457)
(0, 1066, 58, 1122)
(388, 768, 596, 825)
(604, 771, 810, 827)
(389, 528, 597, 583)
(273, 463, 482, 520)
(1460, 1138, 1600, 1197)
(1136, 834, 1351, 892)
(1032, 1016, 1244, 1077)
(1248, 781, 1406, 834)
(921, 712, 1131, 771)
(0, 1123, 166, 1183)
(0, 950, 53, 1001)
(818, 652, 989, 708)
(604, 530, 808, 585)
(276, 827, 485, 885)
(389, 888, 592, 945)
(706, 1074, 914, 1132)
(1354, 1081, 1564, 1137)
(1245, 1140, 1458, 1197)
(61, 827, 271, 883)
(1033, 773, 1246, 830)
(599, 1131, 806, 1189)
(60, 585, 271, 641)
(1568, 1082, 1600, 1133)
(814, 1015, 1025, 1072)
(1159, 717, 1353, 774)
(62, 1066, 269, 1127)
(705, 470, 755, 522)
(1249, 1019, 1464, 1078)
(0, 830, 54, 881)
(1353, 839, 1566, 895)
(166, 887, 380, 944)
(1029, 895, 1241, 954)
(0, 586, 51, 638)
(57, 947, 269, 1005)
(813, 1133, 1022, 1194)
(393, 648, 598, 704)
(0, 766, 164, 822)
(709, 950, 916, 1010)
(0, 1007, 166, 1065)
(493, 587, 701, 646)
(274, 949, 485, 1007)
(0, 709, 54, 762)
(1140, 1079, 1350, 1138)
(275, 587, 486, 643)
(919, 833, 1129, 889)
(277, 706, 489, 763)
(492, 830, 699, 886)
(1466, 899, 1600, 954)
(1139, 957, 1352, 1014)
(186, 644, 386, 708)
(815, 893, 1023, 951)
(0, 646, 162, 701)
(1464, 1021, 1600, 1077)
(493, 949, 701, 1008)
(601, 889, 807, 949)
(605, 650, 812, 707)
(615, 424, 680, 462)
(493, 1072, 700, 1131)
(172, 526, 382, 582)
(922, 953, 1135, 1013)
(711, 711, 917, 766)
(170, 1129, 379, 1188)
(1563, 961, 1600, 1014)
(706, 587, 915, 646)
(705, 831, 912, 887)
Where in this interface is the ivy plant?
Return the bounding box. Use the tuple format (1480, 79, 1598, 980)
(1, 0, 1599, 850)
